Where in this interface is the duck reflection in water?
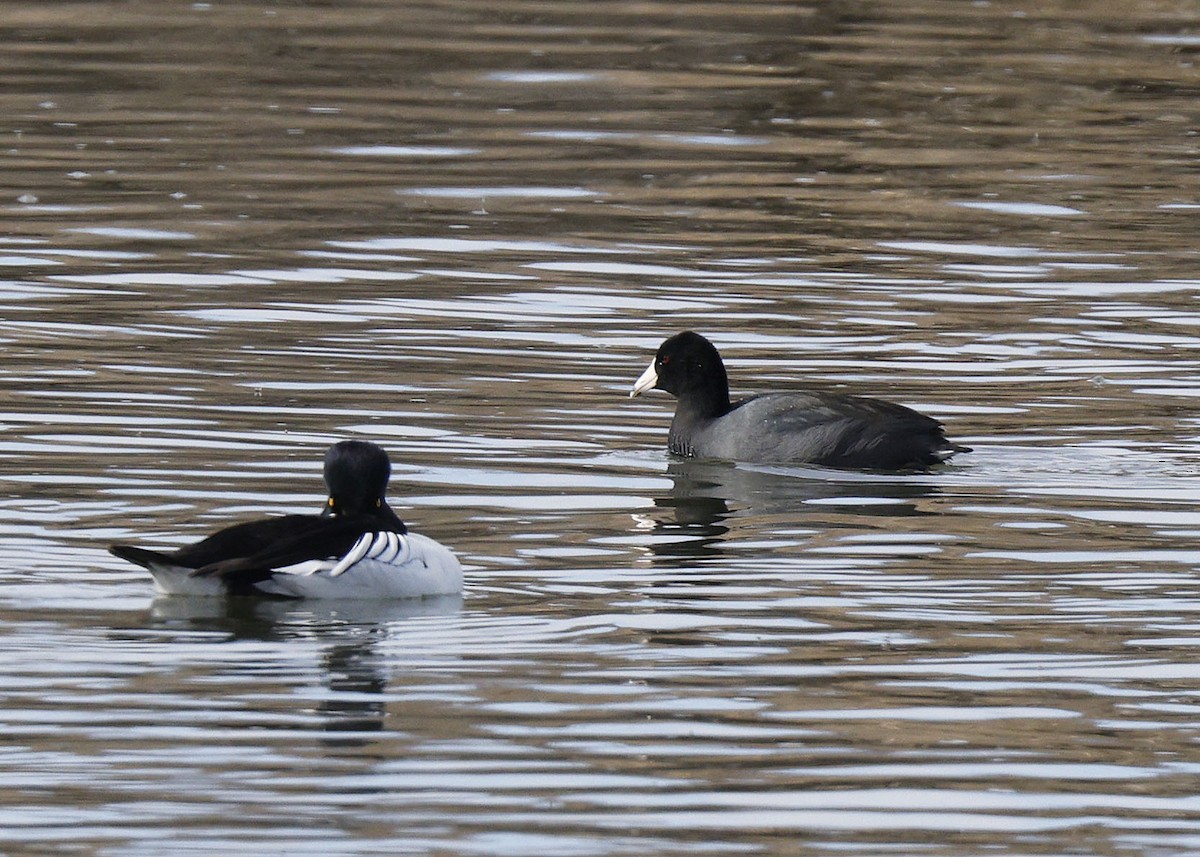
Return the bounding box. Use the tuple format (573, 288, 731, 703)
(641, 458, 940, 564)
(147, 594, 462, 753)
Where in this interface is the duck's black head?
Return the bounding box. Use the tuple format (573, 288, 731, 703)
(630, 331, 731, 415)
(322, 440, 406, 530)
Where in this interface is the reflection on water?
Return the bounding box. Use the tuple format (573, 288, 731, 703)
(2, 0, 1200, 853)
(643, 459, 942, 564)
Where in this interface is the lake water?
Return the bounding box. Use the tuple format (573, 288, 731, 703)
(3, 1, 1200, 853)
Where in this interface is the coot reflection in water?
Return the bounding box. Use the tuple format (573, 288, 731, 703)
(642, 459, 941, 564)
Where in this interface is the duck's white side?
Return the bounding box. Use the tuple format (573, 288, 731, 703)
(252, 531, 462, 600)
(137, 531, 462, 600)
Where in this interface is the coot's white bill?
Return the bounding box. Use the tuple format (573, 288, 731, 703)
(630, 360, 659, 398)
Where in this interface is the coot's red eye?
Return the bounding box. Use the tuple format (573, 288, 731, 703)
(660, 355, 671, 365)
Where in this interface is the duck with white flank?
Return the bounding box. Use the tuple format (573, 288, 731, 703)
(109, 440, 462, 599)
(631, 331, 969, 471)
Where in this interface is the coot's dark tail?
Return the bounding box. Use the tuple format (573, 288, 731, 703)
(931, 441, 972, 463)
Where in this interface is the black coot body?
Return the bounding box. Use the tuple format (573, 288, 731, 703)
(630, 331, 969, 471)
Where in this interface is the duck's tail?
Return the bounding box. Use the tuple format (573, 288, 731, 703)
(109, 544, 226, 596)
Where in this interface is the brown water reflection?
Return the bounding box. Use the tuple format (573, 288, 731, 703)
(2, 0, 1200, 854)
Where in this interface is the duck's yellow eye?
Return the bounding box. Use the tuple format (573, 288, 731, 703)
(376, 498, 382, 507)
(327, 497, 335, 507)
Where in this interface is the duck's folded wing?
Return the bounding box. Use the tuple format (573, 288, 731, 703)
(170, 515, 327, 569)
(190, 514, 396, 585)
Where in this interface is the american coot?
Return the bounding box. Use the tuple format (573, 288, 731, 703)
(630, 331, 970, 470)
(108, 440, 462, 599)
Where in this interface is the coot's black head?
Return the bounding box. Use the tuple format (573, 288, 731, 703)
(322, 440, 406, 529)
(630, 331, 731, 414)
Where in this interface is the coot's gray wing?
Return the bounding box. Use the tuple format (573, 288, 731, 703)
(699, 393, 960, 469)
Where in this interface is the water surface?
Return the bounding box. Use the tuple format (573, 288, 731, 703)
(3, 1, 1200, 854)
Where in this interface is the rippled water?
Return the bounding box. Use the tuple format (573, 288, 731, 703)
(3, 1, 1200, 853)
